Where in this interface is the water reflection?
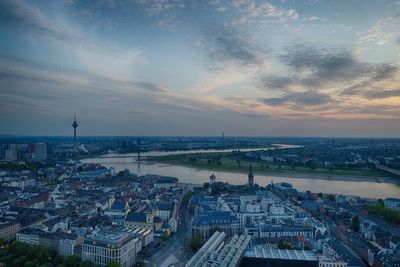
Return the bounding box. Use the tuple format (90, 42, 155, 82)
(81, 152, 400, 199)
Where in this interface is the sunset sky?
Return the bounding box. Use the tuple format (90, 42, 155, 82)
(1, 0, 400, 136)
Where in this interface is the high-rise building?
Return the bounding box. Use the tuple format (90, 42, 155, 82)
(33, 143, 47, 161)
(248, 164, 254, 186)
(5, 144, 17, 161)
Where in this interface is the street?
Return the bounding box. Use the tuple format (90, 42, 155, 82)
(146, 203, 192, 267)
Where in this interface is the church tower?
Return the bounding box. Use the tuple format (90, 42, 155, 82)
(248, 164, 254, 186)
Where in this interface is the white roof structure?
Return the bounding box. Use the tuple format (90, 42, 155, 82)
(245, 247, 317, 261)
(185, 231, 251, 267)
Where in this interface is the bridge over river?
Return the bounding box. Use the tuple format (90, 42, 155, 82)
(377, 165, 400, 177)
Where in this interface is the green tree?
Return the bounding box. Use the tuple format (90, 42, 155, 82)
(182, 191, 193, 205)
(18, 255, 28, 264)
(107, 261, 121, 267)
(326, 194, 336, 202)
(80, 261, 92, 267)
(24, 261, 35, 267)
(365, 202, 400, 225)
(189, 206, 194, 216)
(278, 240, 285, 249)
(211, 186, 220, 195)
(161, 231, 169, 241)
(190, 233, 203, 251)
(64, 255, 81, 267)
(55, 255, 64, 264)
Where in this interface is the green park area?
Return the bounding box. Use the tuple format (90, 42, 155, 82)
(366, 200, 400, 225)
(151, 151, 384, 178)
(0, 241, 122, 267)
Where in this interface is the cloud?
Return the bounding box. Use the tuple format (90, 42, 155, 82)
(357, 13, 400, 46)
(0, 57, 167, 96)
(134, 0, 186, 29)
(260, 46, 373, 91)
(279, 46, 372, 86)
(0, 0, 144, 81)
(308, 16, 319, 21)
(373, 64, 398, 80)
(202, 26, 266, 68)
(262, 91, 333, 106)
(0, 56, 244, 129)
(230, 0, 299, 26)
(260, 45, 399, 94)
(132, 82, 169, 93)
(260, 75, 293, 90)
(362, 89, 400, 99)
(242, 113, 269, 118)
(0, 0, 81, 42)
(136, 0, 185, 16)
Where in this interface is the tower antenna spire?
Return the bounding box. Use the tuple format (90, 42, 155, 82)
(248, 164, 254, 186)
(72, 114, 78, 141)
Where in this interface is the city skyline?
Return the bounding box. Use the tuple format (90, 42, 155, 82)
(1, 0, 400, 137)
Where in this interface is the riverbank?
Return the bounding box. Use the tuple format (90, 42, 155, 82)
(77, 144, 297, 161)
(81, 152, 400, 198)
(150, 153, 400, 184)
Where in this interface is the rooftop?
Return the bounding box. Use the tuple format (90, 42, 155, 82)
(245, 247, 317, 261)
(185, 231, 251, 267)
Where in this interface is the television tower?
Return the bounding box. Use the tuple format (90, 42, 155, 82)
(72, 114, 78, 141)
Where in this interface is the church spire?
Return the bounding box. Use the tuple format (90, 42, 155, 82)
(248, 164, 254, 186)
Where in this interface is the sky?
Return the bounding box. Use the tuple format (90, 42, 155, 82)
(0, 0, 400, 137)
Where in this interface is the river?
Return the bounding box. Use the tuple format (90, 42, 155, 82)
(81, 147, 400, 199)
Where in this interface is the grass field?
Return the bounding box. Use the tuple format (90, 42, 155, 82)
(151, 152, 384, 178)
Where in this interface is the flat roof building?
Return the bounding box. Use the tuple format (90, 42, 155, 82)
(82, 231, 137, 267)
(242, 247, 319, 267)
(185, 231, 251, 267)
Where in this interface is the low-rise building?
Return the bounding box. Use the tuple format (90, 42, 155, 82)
(0, 221, 20, 241)
(244, 223, 315, 239)
(17, 228, 81, 256)
(384, 198, 400, 208)
(154, 177, 177, 190)
(192, 211, 239, 239)
(124, 211, 163, 231)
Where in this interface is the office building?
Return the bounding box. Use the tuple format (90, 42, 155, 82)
(81, 231, 137, 267)
(5, 144, 17, 161)
(33, 143, 47, 161)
